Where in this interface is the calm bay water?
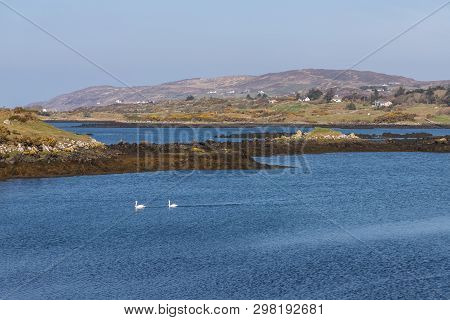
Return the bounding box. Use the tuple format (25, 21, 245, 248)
(51, 122, 450, 145)
(1, 152, 449, 299)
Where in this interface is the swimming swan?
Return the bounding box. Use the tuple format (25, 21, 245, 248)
(135, 201, 146, 210)
(168, 200, 178, 208)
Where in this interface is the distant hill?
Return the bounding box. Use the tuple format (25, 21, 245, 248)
(29, 69, 450, 111)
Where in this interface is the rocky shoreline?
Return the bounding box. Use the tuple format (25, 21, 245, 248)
(0, 141, 272, 180)
(0, 139, 103, 160)
(1, 134, 448, 180)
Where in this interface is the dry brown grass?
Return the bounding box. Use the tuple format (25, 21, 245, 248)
(1, 109, 92, 144)
(38, 99, 449, 125)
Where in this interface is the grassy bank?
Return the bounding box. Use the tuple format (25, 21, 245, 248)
(40, 99, 450, 126)
(1, 109, 93, 144)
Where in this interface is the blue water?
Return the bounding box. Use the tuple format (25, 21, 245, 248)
(1, 152, 449, 299)
(50, 122, 450, 145)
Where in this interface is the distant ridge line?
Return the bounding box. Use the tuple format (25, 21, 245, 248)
(29, 68, 450, 111)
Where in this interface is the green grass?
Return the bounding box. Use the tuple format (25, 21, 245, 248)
(0, 110, 91, 143)
(432, 115, 450, 124)
(271, 102, 308, 112)
(307, 127, 342, 137)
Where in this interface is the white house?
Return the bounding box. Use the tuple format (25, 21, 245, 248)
(332, 95, 342, 103)
(374, 100, 393, 108)
(115, 99, 123, 104)
(299, 97, 310, 102)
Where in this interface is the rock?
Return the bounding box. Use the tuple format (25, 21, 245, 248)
(3, 119, 11, 125)
(348, 133, 360, 139)
(291, 130, 303, 139)
(435, 138, 447, 144)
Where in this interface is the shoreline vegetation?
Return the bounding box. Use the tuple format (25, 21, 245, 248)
(38, 89, 450, 127)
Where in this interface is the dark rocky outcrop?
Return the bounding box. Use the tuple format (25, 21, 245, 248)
(1, 137, 448, 180)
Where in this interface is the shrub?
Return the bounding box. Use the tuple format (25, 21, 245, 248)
(346, 102, 356, 110)
(18, 135, 42, 146)
(307, 89, 323, 100)
(370, 89, 380, 103)
(192, 113, 218, 122)
(406, 88, 425, 94)
(186, 95, 195, 101)
(0, 125, 10, 143)
(40, 137, 57, 147)
(144, 114, 162, 121)
(15, 135, 56, 147)
(124, 114, 141, 121)
(13, 107, 28, 113)
(442, 88, 450, 106)
(394, 86, 405, 97)
(8, 110, 36, 122)
(374, 112, 416, 123)
(256, 93, 268, 99)
(425, 87, 435, 104)
(324, 88, 334, 102)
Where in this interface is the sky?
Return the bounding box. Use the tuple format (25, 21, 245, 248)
(0, 0, 449, 106)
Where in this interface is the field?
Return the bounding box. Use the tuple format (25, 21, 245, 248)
(38, 98, 450, 126)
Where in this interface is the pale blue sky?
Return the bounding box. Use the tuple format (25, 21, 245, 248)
(1, 0, 449, 105)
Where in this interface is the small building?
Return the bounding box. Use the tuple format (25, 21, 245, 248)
(115, 99, 123, 104)
(299, 97, 310, 102)
(332, 95, 342, 103)
(374, 100, 393, 108)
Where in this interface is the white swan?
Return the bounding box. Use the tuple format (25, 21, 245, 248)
(135, 201, 145, 210)
(168, 200, 178, 208)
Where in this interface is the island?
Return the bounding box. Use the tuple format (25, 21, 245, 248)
(1, 109, 449, 180)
